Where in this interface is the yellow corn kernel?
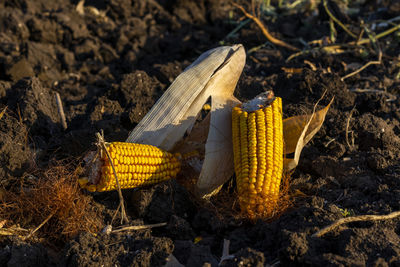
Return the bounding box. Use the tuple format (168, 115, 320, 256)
(78, 178, 89, 187)
(232, 97, 283, 219)
(81, 142, 181, 192)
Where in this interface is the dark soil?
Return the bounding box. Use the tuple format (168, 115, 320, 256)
(1, 0, 400, 266)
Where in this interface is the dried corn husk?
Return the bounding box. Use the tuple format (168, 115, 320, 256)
(126, 45, 246, 197)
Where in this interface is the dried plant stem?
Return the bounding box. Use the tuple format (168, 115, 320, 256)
(322, 0, 357, 39)
(0, 227, 28, 236)
(341, 59, 381, 81)
(312, 210, 400, 238)
(356, 27, 365, 45)
(342, 46, 382, 81)
(286, 44, 344, 62)
(96, 133, 129, 224)
(233, 3, 299, 52)
(350, 88, 388, 94)
(345, 106, 356, 150)
(24, 211, 55, 240)
(288, 20, 399, 62)
(55, 92, 68, 130)
(303, 60, 317, 71)
(111, 201, 122, 225)
(112, 222, 167, 233)
(352, 23, 400, 46)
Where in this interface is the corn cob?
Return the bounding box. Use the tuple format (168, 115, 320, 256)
(80, 142, 181, 192)
(232, 97, 283, 218)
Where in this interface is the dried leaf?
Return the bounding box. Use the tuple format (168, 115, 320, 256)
(283, 97, 334, 170)
(126, 45, 245, 152)
(125, 45, 246, 198)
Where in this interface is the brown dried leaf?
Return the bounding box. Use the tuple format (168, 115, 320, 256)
(283, 97, 334, 170)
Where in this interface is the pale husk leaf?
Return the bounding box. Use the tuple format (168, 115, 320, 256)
(126, 45, 245, 152)
(196, 95, 241, 197)
(194, 45, 246, 196)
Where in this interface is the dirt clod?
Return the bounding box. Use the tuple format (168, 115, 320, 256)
(0, 112, 31, 185)
(131, 180, 196, 223)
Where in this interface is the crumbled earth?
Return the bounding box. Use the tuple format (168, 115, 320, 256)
(0, 0, 400, 266)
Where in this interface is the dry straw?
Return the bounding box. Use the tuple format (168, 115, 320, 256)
(0, 164, 103, 243)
